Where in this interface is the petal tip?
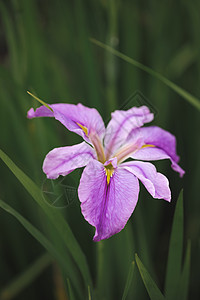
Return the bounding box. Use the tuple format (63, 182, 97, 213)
(93, 235, 101, 242)
(179, 169, 185, 178)
(165, 195, 171, 202)
(27, 108, 35, 119)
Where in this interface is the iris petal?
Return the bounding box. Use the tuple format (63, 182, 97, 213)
(43, 142, 96, 179)
(121, 161, 171, 202)
(27, 103, 105, 143)
(104, 106, 154, 159)
(128, 126, 185, 177)
(78, 160, 139, 241)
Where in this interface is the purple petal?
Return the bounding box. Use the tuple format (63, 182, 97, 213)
(104, 106, 154, 159)
(121, 161, 171, 202)
(27, 103, 105, 143)
(78, 160, 139, 241)
(43, 142, 96, 179)
(129, 126, 185, 177)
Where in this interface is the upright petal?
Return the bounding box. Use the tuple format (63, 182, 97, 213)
(128, 126, 185, 177)
(43, 142, 96, 179)
(121, 161, 171, 202)
(27, 103, 105, 143)
(78, 160, 139, 241)
(104, 106, 154, 159)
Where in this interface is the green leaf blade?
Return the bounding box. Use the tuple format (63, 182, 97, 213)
(91, 38, 200, 111)
(0, 198, 81, 296)
(0, 252, 51, 300)
(178, 239, 191, 300)
(122, 261, 136, 300)
(0, 149, 92, 292)
(135, 254, 165, 300)
(164, 190, 184, 300)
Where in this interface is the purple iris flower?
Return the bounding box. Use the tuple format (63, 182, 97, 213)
(27, 103, 184, 241)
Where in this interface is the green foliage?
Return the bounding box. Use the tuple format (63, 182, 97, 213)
(135, 254, 165, 300)
(0, 149, 91, 298)
(0, 251, 51, 300)
(135, 190, 191, 300)
(121, 261, 136, 300)
(91, 39, 200, 111)
(165, 190, 184, 300)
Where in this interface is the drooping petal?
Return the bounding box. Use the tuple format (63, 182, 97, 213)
(128, 126, 185, 177)
(78, 160, 139, 241)
(121, 161, 171, 202)
(43, 142, 96, 179)
(27, 103, 105, 143)
(104, 106, 154, 159)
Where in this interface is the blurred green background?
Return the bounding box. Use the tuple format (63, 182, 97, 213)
(0, 0, 200, 299)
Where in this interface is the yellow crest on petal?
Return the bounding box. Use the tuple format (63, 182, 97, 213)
(141, 144, 155, 149)
(105, 163, 114, 185)
(76, 122, 88, 136)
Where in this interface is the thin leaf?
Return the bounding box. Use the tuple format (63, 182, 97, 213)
(164, 190, 183, 300)
(0, 149, 92, 291)
(0, 252, 51, 300)
(178, 240, 191, 300)
(88, 285, 91, 300)
(0, 198, 80, 295)
(122, 261, 136, 300)
(90, 38, 200, 111)
(135, 254, 165, 300)
(27, 91, 53, 112)
(66, 279, 76, 300)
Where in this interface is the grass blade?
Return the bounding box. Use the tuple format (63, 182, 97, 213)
(88, 285, 92, 300)
(0, 149, 92, 291)
(27, 91, 53, 112)
(66, 279, 76, 300)
(90, 38, 200, 111)
(178, 240, 191, 300)
(122, 261, 136, 300)
(0, 198, 81, 296)
(0, 252, 51, 300)
(164, 190, 183, 300)
(135, 254, 165, 300)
